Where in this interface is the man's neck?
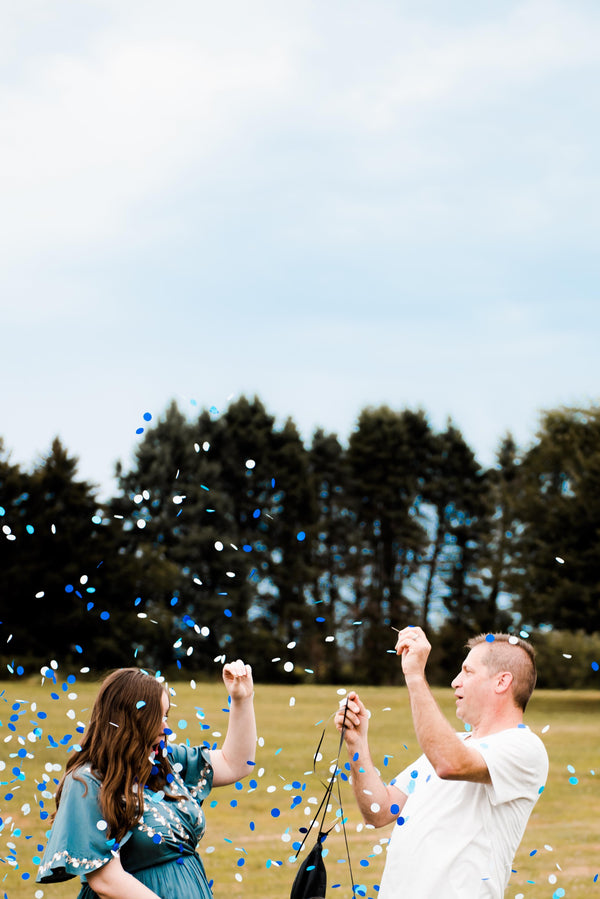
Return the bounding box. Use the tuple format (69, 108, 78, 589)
(469, 708, 524, 739)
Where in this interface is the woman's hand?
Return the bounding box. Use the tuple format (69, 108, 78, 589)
(211, 659, 257, 787)
(222, 659, 254, 701)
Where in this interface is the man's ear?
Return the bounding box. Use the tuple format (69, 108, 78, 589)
(495, 670, 514, 695)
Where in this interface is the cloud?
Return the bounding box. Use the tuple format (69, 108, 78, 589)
(2, 0, 599, 265)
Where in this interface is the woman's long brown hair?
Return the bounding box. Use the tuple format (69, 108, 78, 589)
(53, 668, 172, 842)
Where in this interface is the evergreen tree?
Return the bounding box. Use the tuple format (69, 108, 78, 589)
(346, 407, 433, 683)
(419, 422, 489, 631)
(477, 434, 522, 632)
(511, 406, 600, 631)
(307, 429, 357, 681)
(0, 438, 150, 671)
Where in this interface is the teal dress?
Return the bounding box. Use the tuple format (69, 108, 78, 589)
(37, 745, 214, 898)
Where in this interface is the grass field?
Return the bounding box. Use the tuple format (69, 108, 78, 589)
(1, 675, 598, 898)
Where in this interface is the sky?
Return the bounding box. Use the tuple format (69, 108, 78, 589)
(2, 0, 600, 500)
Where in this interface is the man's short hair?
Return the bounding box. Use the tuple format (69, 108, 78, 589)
(466, 633, 537, 711)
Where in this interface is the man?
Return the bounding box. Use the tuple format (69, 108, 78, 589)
(334, 628, 549, 898)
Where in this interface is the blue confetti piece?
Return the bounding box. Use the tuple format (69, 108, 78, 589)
(136, 701, 146, 709)
(297, 531, 306, 541)
(136, 427, 144, 435)
(485, 634, 495, 642)
(143, 412, 152, 421)
(224, 609, 232, 618)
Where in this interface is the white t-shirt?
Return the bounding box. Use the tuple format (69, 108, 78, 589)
(378, 726, 549, 899)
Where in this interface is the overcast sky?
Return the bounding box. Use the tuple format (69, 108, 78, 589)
(2, 0, 599, 500)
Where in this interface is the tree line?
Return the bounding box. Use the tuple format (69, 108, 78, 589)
(1, 397, 600, 686)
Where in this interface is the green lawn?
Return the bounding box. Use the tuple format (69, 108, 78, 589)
(1, 677, 598, 898)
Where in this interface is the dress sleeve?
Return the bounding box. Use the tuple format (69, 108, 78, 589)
(36, 767, 125, 883)
(169, 744, 214, 799)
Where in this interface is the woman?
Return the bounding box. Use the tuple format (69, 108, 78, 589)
(37, 660, 256, 898)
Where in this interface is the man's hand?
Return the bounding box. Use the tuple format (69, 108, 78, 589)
(394, 626, 431, 679)
(335, 690, 370, 747)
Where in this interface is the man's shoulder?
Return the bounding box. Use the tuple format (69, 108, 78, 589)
(475, 725, 549, 769)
